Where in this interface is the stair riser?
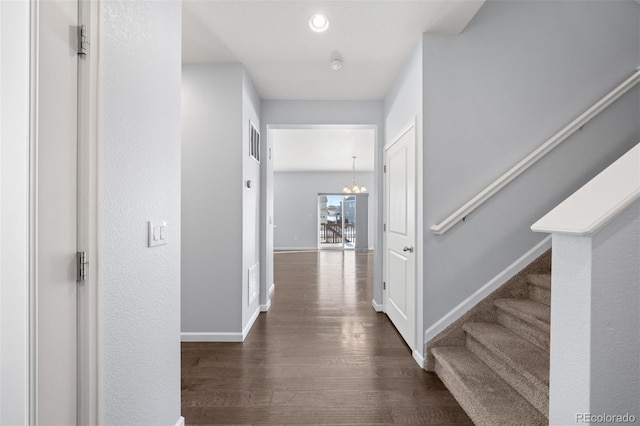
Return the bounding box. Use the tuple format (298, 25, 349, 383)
(527, 274, 551, 291)
(496, 310, 549, 352)
(465, 334, 548, 417)
(528, 284, 550, 306)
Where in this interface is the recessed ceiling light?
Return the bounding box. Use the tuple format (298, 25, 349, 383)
(309, 13, 329, 32)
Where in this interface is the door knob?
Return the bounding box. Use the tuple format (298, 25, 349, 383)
(402, 246, 414, 253)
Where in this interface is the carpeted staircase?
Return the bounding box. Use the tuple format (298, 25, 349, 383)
(432, 273, 551, 426)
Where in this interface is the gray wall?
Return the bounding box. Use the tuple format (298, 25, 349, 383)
(182, 63, 261, 336)
(101, 1, 182, 424)
(421, 0, 640, 331)
(385, 41, 423, 143)
(261, 101, 385, 309)
(182, 64, 243, 333)
(274, 171, 374, 249)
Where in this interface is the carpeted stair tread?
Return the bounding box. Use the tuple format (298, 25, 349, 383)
(432, 346, 547, 426)
(463, 322, 549, 416)
(528, 274, 551, 290)
(494, 298, 550, 330)
(463, 322, 549, 387)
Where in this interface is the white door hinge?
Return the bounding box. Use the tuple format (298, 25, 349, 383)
(78, 25, 88, 56)
(76, 251, 87, 282)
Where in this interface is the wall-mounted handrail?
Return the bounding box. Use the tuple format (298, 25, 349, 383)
(431, 68, 640, 235)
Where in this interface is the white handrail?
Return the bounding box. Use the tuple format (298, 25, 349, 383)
(430, 68, 640, 235)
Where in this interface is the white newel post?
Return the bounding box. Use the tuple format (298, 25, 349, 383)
(532, 144, 640, 426)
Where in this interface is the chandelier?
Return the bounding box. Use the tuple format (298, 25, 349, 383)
(342, 156, 367, 194)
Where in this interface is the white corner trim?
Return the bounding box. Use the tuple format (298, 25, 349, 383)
(174, 416, 185, 426)
(242, 307, 261, 340)
(424, 235, 552, 343)
(371, 299, 383, 312)
(261, 284, 275, 312)
(181, 332, 243, 342)
(412, 350, 425, 369)
(260, 299, 272, 312)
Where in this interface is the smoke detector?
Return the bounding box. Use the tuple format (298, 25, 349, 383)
(330, 58, 343, 71)
(330, 52, 343, 71)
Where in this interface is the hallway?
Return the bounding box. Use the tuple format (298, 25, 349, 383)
(181, 251, 472, 425)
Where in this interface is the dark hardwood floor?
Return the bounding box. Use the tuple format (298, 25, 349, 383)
(181, 250, 472, 425)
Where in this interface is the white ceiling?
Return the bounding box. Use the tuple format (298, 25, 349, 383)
(272, 128, 375, 172)
(182, 0, 484, 100)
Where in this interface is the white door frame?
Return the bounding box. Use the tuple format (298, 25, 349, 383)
(382, 118, 424, 368)
(0, 1, 101, 423)
(76, 1, 101, 423)
(0, 2, 31, 424)
(263, 123, 380, 307)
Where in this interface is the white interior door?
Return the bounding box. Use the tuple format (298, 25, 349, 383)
(36, 1, 79, 423)
(383, 123, 416, 350)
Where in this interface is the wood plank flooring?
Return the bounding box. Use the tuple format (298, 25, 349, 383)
(182, 250, 472, 425)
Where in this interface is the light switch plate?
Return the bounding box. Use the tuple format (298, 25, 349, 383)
(148, 221, 168, 247)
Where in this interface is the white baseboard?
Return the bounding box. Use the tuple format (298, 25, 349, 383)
(181, 332, 243, 342)
(371, 299, 383, 312)
(175, 416, 185, 426)
(181, 308, 261, 342)
(274, 247, 317, 251)
(242, 307, 261, 340)
(412, 350, 425, 368)
(424, 235, 552, 343)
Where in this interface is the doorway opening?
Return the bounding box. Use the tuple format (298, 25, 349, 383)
(319, 194, 355, 249)
(270, 127, 375, 252)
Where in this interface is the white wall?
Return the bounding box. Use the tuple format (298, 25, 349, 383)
(261, 101, 385, 312)
(274, 172, 374, 249)
(547, 200, 640, 424)
(590, 200, 639, 417)
(101, 1, 182, 424)
(182, 64, 243, 335)
(421, 0, 640, 331)
(383, 40, 424, 353)
(0, 2, 29, 424)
